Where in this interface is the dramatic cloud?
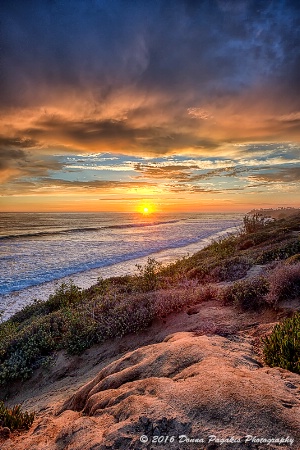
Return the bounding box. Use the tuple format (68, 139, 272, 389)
(0, 137, 39, 149)
(249, 167, 300, 183)
(0, 147, 63, 182)
(1, 0, 299, 210)
(1, 177, 157, 196)
(134, 162, 250, 182)
(134, 163, 198, 180)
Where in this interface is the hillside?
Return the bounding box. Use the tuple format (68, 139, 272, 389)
(0, 213, 300, 449)
(248, 207, 300, 219)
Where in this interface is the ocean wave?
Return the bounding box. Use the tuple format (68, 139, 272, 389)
(0, 219, 182, 240)
(0, 231, 221, 295)
(1, 224, 241, 296)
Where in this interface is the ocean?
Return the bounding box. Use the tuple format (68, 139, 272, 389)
(0, 212, 242, 320)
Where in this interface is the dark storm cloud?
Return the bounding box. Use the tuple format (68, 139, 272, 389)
(1, 0, 299, 107)
(0, 136, 58, 179)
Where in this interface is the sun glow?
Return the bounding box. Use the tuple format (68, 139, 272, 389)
(137, 202, 155, 215)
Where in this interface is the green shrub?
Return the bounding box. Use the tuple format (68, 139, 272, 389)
(0, 321, 18, 358)
(64, 309, 99, 354)
(46, 281, 83, 312)
(9, 300, 46, 325)
(7, 281, 83, 327)
(256, 240, 300, 264)
(187, 257, 251, 283)
(159, 255, 190, 278)
(187, 263, 210, 281)
(209, 234, 237, 259)
(153, 284, 218, 318)
(221, 276, 269, 310)
(93, 293, 154, 339)
(0, 401, 35, 431)
(135, 257, 162, 292)
(263, 313, 300, 374)
(209, 256, 251, 282)
(0, 312, 68, 384)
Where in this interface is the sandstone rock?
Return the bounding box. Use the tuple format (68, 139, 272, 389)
(53, 332, 300, 449)
(1, 326, 300, 449)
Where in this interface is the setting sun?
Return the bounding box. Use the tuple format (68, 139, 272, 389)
(137, 202, 155, 215)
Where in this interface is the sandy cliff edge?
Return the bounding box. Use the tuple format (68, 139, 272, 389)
(1, 301, 299, 450)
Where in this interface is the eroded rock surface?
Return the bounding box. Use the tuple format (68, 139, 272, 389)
(3, 331, 300, 449)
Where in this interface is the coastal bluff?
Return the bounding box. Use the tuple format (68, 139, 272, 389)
(1, 212, 300, 449)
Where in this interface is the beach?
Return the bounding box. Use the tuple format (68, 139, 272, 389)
(0, 212, 242, 320)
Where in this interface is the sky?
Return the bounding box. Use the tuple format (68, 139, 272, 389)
(0, 0, 300, 213)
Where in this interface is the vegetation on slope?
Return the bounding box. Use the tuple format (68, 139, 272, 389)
(0, 212, 299, 387)
(0, 402, 35, 431)
(264, 313, 300, 374)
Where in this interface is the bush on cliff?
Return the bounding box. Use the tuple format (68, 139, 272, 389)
(263, 313, 300, 374)
(221, 276, 269, 310)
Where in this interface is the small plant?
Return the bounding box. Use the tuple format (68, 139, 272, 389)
(209, 256, 251, 282)
(10, 299, 46, 325)
(0, 401, 35, 431)
(95, 277, 112, 296)
(263, 313, 300, 374)
(221, 276, 269, 310)
(64, 309, 98, 354)
(46, 281, 83, 312)
(135, 257, 162, 292)
(209, 234, 236, 259)
(0, 321, 18, 358)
